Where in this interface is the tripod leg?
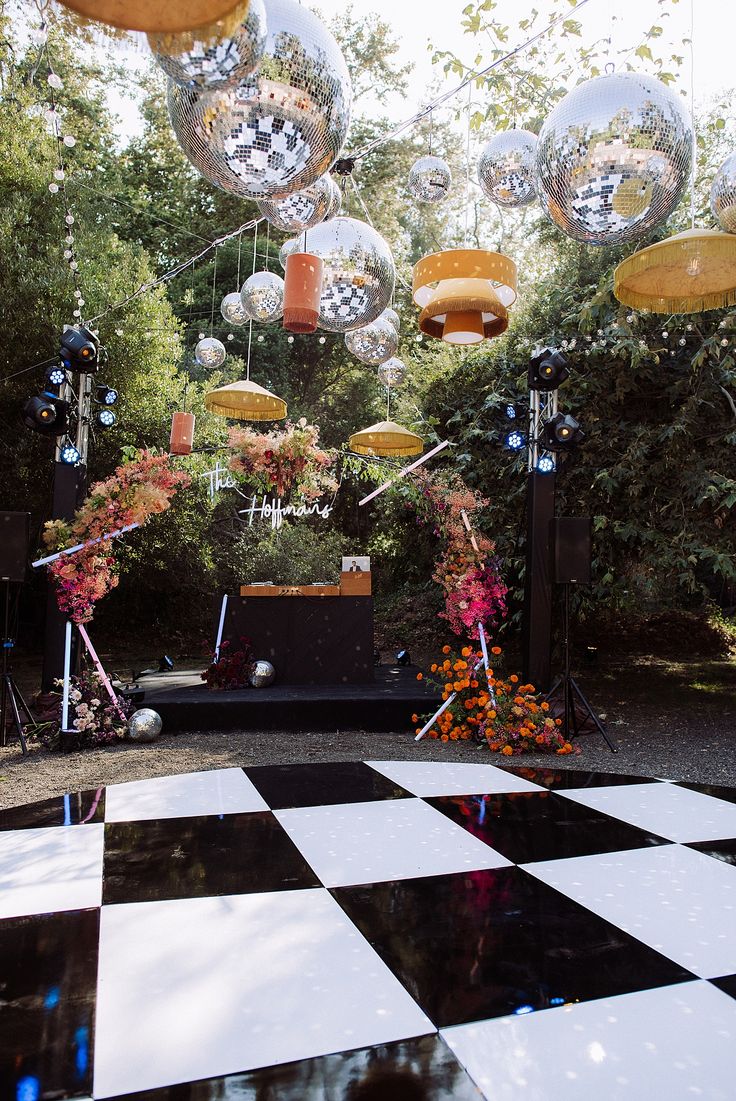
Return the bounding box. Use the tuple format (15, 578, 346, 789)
(5, 678, 28, 756)
(569, 676, 618, 754)
(0, 668, 6, 749)
(12, 681, 36, 727)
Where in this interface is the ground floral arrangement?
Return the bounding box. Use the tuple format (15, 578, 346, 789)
(415, 645, 578, 755)
(227, 419, 338, 501)
(201, 638, 254, 690)
(31, 669, 135, 750)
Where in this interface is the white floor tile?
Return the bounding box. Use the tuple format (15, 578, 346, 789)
(366, 760, 544, 797)
(93, 889, 433, 1098)
(275, 798, 511, 887)
(104, 767, 268, 823)
(525, 844, 736, 978)
(0, 824, 103, 919)
(442, 981, 736, 1101)
(557, 782, 736, 843)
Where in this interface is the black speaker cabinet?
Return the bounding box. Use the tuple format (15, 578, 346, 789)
(0, 512, 30, 582)
(551, 516, 592, 584)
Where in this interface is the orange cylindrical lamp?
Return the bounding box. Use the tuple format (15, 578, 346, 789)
(442, 311, 485, 345)
(283, 253, 323, 334)
(169, 411, 196, 455)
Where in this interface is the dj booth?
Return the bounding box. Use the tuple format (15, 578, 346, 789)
(221, 573, 374, 685)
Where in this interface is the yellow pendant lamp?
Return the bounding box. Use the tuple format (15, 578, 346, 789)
(348, 420, 423, 458)
(205, 379, 287, 422)
(55, 0, 247, 35)
(413, 249, 517, 345)
(614, 229, 736, 314)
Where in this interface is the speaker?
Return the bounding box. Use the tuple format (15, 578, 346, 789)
(551, 516, 592, 584)
(0, 512, 30, 582)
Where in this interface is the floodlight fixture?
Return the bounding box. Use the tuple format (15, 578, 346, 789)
(96, 409, 117, 428)
(45, 365, 68, 389)
(541, 412, 584, 452)
(22, 394, 69, 436)
(95, 384, 118, 406)
(504, 428, 526, 451)
(528, 347, 570, 391)
(59, 440, 81, 465)
(59, 325, 99, 371)
(536, 453, 556, 474)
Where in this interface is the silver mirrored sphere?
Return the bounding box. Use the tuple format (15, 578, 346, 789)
(345, 316, 399, 365)
(240, 270, 285, 322)
(380, 306, 400, 333)
(306, 216, 395, 332)
(150, 0, 267, 91)
(377, 357, 406, 387)
(166, 0, 352, 199)
(711, 153, 736, 234)
(408, 155, 452, 203)
(220, 291, 250, 325)
(535, 72, 692, 246)
(279, 237, 300, 270)
(478, 128, 538, 207)
(128, 708, 162, 742)
(257, 174, 332, 231)
(324, 174, 342, 221)
(249, 659, 276, 687)
(195, 336, 227, 368)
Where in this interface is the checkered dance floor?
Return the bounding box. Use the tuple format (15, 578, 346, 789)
(2, 760, 735, 1099)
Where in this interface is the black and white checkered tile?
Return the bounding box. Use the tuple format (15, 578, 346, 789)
(1, 761, 735, 1100)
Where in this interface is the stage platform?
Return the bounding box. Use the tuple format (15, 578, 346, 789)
(141, 664, 439, 732)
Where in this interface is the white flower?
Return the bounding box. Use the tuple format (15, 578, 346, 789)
(90, 699, 101, 707)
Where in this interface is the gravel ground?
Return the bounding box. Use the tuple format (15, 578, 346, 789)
(1, 657, 734, 809)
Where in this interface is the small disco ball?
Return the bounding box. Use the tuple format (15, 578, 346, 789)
(381, 306, 400, 333)
(220, 291, 250, 325)
(306, 216, 395, 332)
(535, 72, 692, 246)
(240, 271, 285, 322)
(324, 175, 342, 221)
(279, 237, 300, 270)
(408, 155, 452, 203)
(128, 708, 162, 743)
(150, 0, 267, 92)
(249, 659, 276, 687)
(195, 336, 227, 368)
(478, 128, 538, 207)
(166, 0, 352, 199)
(711, 152, 736, 234)
(377, 357, 406, 387)
(345, 316, 398, 365)
(257, 174, 332, 232)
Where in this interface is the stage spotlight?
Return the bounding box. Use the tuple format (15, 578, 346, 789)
(541, 412, 584, 452)
(59, 325, 99, 371)
(396, 649, 411, 666)
(96, 409, 117, 428)
(504, 428, 526, 451)
(158, 655, 174, 673)
(505, 403, 517, 419)
(528, 348, 569, 391)
(536, 454, 556, 474)
(45, 365, 67, 389)
(95, 384, 118, 405)
(22, 394, 69, 435)
(59, 440, 81, 465)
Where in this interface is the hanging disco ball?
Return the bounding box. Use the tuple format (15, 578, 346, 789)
(711, 153, 736, 234)
(257, 174, 333, 232)
(407, 155, 452, 203)
(220, 291, 250, 325)
(279, 237, 300, 270)
(377, 357, 406, 387)
(535, 72, 692, 246)
(241, 271, 285, 322)
(166, 0, 352, 199)
(195, 336, 227, 368)
(381, 306, 400, 333)
(324, 175, 342, 221)
(306, 216, 395, 332)
(478, 128, 538, 207)
(345, 316, 399, 365)
(149, 0, 267, 92)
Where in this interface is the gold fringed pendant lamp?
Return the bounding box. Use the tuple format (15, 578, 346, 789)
(205, 380, 287, 422)
(55, 0, 248, 34)
(348, 421, 423, 458)
(413, 249, 517, 345)
(614, 229, 736, 314)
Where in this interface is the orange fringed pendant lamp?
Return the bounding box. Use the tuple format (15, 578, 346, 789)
(283, 253, 324, 334)
(614, 229, 736, 314)
(348, 420, 423, 458)
(413, 249, 517, 345)
(169, 411, 196, 455)
(54, 0, 247, 34)
(205, 380, 287, 422)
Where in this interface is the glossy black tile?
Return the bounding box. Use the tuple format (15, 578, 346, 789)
(426, 791, 670, 864)
(243, 761, 412, 810)
(332, 866, 693, 1028)
(710, 974, 736, 1001)
(685, 838, 736, 867)
(0, 908, 99, 1100)
(102, 1034, 480, 1100)
(496, 765, 658, 790)
(0, 788, 105, 831)
(103, 812, 320, 904)
(676, 781, 736, 805)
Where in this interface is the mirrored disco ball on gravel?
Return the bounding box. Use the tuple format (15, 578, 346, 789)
(711, 153, 736, 234)
(166, 0, 352, 199)
(150, 0, 267, 91)
(241, 270, 285, 321)
(257, 174, 332, 231)
(377, 356, 406, 386)
(279, 237, 300, 270)
(221, 291, 250, 325)
(250, 659, 276, 687)
(306, 216, 395, 332)
(345, 315, 399, 364)
(195, 336, 227, 367)
(408, 155, 452, 203)
(128, 708, 162, 742)
(535, 72, 692, 246)
(478, 128, 538, 207)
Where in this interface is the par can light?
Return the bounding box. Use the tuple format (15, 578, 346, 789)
(45, 365, 67, 388)
(504, 428, 526, 451)
(59, 441, 81, 465)
(536, 454, 556, 474)
(96, 409, 117, 428)
(95, 384, 118, 405)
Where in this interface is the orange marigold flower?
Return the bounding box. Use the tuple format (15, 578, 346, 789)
(491, 646, 502, 655)
(461, 646, 472, 657)
(450, 731, 459, 740)
(441, 734, 449, 742)
(510, 675, 519, 684)
(487, 709, 497, 719)
(445, 683, 453, 693)
(555, 718, 562, 726)
(430, 664, 437, 673)
(535, 735, 544, 744)
(442, 645, 451, 654)
(416, 673, 423, 681)
(411, 713, 419, 723)
(501, 745, 513, 756)
(541, 701, 550, 712)
(453, 682, 462, 692)
(471, 680, 479, 689)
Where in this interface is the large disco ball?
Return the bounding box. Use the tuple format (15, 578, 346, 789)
(257, 174, 332, 232)
(479, 129, 537, 207)
(279, 237, 300, 270)
(377, 357, 406, 387)
(711, 153, 736, 234)
(221, 291, 250, 325)
(241, 270, 285, 321)
(166, 0, 352, 199)
(535, 72, 692, 246)
(408, 155, 452, 203)
(128, 708, 162, 743)
(306, 216, 395, 332)
(249, 659, 276, 687)
(195, 336, 227, 368)
(150, 0, 267, 92)
(345, 316, 399, 365)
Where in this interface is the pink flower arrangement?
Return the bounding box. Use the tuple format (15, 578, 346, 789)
(227, 419, 338, 502)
